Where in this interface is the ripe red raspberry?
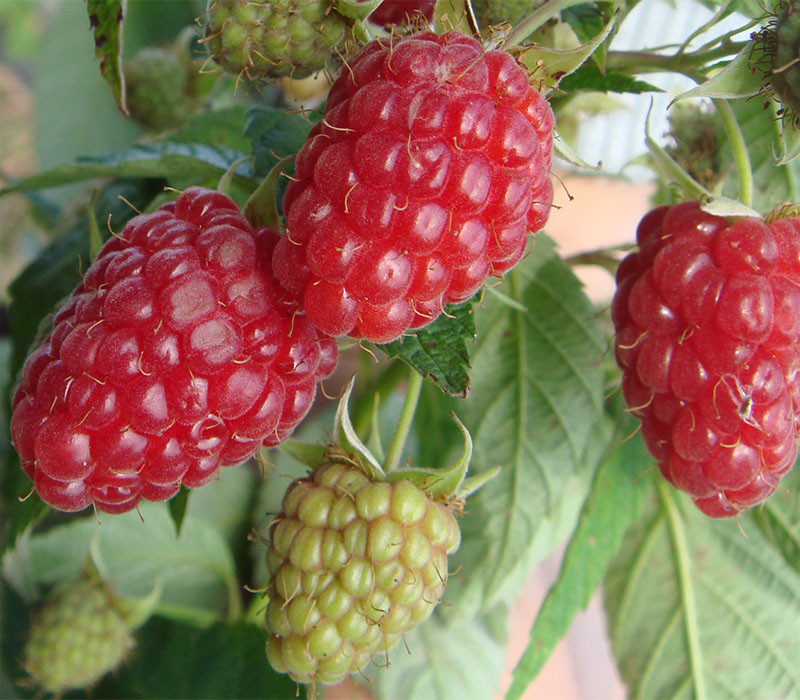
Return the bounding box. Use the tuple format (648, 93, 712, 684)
(272, 30, 554, 343)
(368, 0, 435, 25)
(10, 187, 337, 514)
(612, 201, 800, 517)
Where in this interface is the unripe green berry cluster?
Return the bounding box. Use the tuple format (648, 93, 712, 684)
(22, 577, 134, 694)
(264, 460, 461, 685)
(204, 0, 351, 83)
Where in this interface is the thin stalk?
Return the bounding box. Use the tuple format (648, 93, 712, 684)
(605, 41, 746, 76)
(713, 98, 754, 210)
(504, 0, 589, 49)
(382, 369, 424, 474)
(659, 484, 707, 700)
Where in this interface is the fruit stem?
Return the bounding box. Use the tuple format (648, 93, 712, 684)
(659, 483, 708, 700)
(504, 0, 589, 49)
(383, 368, 424, 475)
(713, 98, 754, 210)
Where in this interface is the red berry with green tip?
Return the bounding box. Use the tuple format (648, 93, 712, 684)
(612, 201, 800, 517)
(272, 30, 554, 343)
(11, 187, 337, 514)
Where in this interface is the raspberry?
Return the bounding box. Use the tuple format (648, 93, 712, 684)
(612, 201, 800, 517)
(22, 576, 134, 694)
(125, 47, 198, 131)
(203, 0, 352, 83)
(10, 187, 337, 514)
(272, 30, 554, 343)
(263, 458, 461, 686)
(368, 0, 435, 25)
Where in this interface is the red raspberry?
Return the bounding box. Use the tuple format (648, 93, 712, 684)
(10, 187, 337, 514)
(612, 201, 800, 517)
(368, 0, 435, 25)
(273, 30, 554, 343)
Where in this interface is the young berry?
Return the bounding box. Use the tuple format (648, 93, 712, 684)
(272, 30, 554, 343)
(10, 187, 337, 514)
(263, 458, 461, 686)
(612, 201, 800, 517)
(22, 576, 134, 694)
(203, 0, 353, 83)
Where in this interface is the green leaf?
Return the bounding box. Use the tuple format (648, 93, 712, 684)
(245, 105, 317, 178)
(365, 611, 506, 700)
(561, 2, 608, 44)
(86, 0, 128, 115)
(168, 487, 190, 536)
(721, 96, 800, 213)
(505, 430, 655, 700)
(450, 235, 607, 608)
(671, 52, 762, 105)
(379, 296, 477, 397)
(750, 465, 800, 574)
(89, 504, 242, 623)
(0, 142, 252, 197)
(517, 12, 617, 91)
(167, 106, 251, 153)
(94, 617, 300, 699)
(558, 61, 662, 94)
(604, 488, 800, 699)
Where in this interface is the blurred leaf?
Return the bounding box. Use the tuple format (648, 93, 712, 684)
(94, 617, 300, 699)
(89, 504, 241, 623)
(506, 428, 654, 700)
(245, 106, 317, 178)
(365, 610, 506, 700)
(167, 107, 250, 152)
(380, 296, 478, 397)
(559, 62, 662, 94)
(750, 465, 800, 574)
(604, 487, 800, 699)
(86, 0, 128, 115)
(561, 2, 608, 44)
(0, 143, 252, 197)
(448, 235, 607, 608)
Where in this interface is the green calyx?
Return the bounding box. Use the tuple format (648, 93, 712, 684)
(203, 0, 355, 83)
(771, 0, 800, 119)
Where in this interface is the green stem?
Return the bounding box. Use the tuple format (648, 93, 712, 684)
(352, 360, 407, 438)
(504, 0, 589, 49)
(605, 41, 746, 76)
(659, 484, 707, 700)
(382, 369, 424, 474)
(713, 98, 754, 210)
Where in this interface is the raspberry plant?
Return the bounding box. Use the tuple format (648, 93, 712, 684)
(1, 0, 799, 699)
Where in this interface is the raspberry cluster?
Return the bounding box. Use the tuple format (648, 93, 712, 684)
(613, 201, 800, 517)
(264, 459, 461, 686)
(23, 577, 134, 694)
(11, 187, 337, 514)
(273, 30, 554, 343)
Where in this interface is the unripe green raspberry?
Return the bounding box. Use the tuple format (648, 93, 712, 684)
(263, 459, 461, 686)
(203, 0, 352, 83)
(125, 47, 198, 131)
(771, 0, 800, 118)
(22, 577, 134, 694)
